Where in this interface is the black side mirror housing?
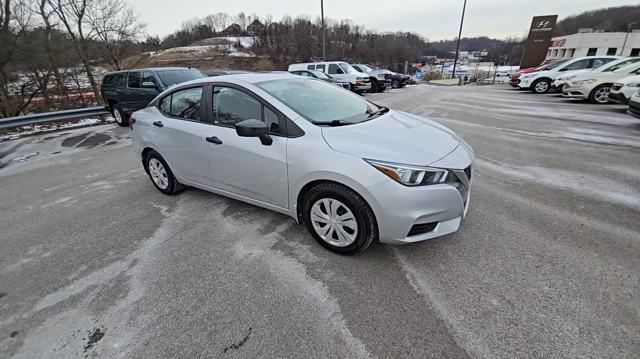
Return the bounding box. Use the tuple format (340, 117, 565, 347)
(235, 119, 272, 145)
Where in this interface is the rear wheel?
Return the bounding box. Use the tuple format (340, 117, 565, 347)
(112, 105, 129, 127)
(531, 78, 551, 94)
(303, 183, 377, 255)
(589, 84, 611, 104)
(143, 150, 183, 195)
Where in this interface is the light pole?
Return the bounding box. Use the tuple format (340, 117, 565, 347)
(451, 0, 467, 83)
(321, 0, 326, 59)
(621, 21, 638, 56)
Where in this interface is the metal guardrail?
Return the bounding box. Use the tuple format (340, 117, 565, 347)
(0, 106, 110, 130)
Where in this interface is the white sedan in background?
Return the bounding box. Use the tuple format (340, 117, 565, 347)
(553, 57, 640, 91)
(563, 62, 640, 104)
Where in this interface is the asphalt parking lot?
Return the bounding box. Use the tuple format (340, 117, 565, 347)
(1, 85, 639, 358)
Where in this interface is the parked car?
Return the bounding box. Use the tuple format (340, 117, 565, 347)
(130, 73, 474, 254)
(509, 58, 569, 88)
(628, 90, 640, 119)
(101, 67, 205, 126)
(289, 69, 351, 89)
(563, 62, 640, 104)
(288, 62, 371, 93)
(350, 64, 391, 92)
(609, 75, 640, 105)
(518, 56, 621, 94)
(553, 57, 640, 90)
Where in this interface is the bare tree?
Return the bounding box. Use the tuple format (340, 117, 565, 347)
(204, 12, 230, 33)
(85, 0, 144, 70)
(36, 0, 68, 103)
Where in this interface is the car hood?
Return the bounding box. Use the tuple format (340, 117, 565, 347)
(321, 110, 461, 166)
(617, 74, 640, 85)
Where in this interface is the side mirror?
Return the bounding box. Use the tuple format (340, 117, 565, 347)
(142, 81, 158, 89)
(235, 119, 272, 145)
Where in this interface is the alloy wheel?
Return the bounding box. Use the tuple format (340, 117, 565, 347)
(534, 81, 549, 93)
(113, 109, 123, 124)
(310, 198, 358, 247)
(148, 158, 169, 189)
(594, 86, 610, 104)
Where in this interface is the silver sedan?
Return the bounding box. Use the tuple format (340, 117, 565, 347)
(131, 73, 474, 254)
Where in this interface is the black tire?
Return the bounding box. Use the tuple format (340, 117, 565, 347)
(112, 104, 129, 127)
(370, 80, 379, 93)
(143, 150, 184, 195)
(302, 183, 377, 255)
(589, 84, 612, 104)
(377, 82, 386, 93)
(391, 79, 401, 89)
(531, 78, 551, 94)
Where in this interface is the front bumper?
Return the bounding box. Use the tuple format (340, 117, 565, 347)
(608, 91, 629, 105)
(353, 82, 372, 91)
(518, 78, 532, 89)
(628, 98, 640, 118)
(368, 146, 474, 245)
(562, 84, 588, 99)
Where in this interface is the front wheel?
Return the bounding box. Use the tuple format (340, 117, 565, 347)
(391, 79, 401, 89)
(589, 84, 611, 104)
(531, 79, 551, 94)
(303, 183, 377, 255)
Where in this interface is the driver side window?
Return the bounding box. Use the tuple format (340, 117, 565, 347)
(328, 64, 344, 74)
(212, 87, 282, 134)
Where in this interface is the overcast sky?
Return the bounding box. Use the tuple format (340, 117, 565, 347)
(131, 0, 638, 40)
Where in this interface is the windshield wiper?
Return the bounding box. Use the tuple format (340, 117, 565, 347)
(311, 120, 353, 127)
(367, 106, 389, 120)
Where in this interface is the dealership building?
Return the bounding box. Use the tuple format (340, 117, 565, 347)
(546, 30, 640, 59)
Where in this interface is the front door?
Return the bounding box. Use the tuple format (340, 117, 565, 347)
(125, 71, 159, 113)
(205, 85, 289, 209)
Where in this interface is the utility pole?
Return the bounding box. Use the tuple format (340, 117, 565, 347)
(451, 0, 467, 84)
(321, 0, 326, 60)
(621, 21, 638, 56)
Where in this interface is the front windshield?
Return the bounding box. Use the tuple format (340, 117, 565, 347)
(339, 63, 359, 74)
(310, 70, 331, 79)
(157, 69, 205, 87)
(358, 65, 373, 72)
(257, 78, 382, 124)
(613, 62, 640, 74)
(608, 59, 640, 73)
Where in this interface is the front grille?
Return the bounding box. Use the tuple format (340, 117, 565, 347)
(446, 172, 468, 206)
(464, 166, 472, 181)
(408, 222, 438, 237)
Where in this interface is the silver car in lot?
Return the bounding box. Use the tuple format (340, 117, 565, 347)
(131, 73, 474, 254)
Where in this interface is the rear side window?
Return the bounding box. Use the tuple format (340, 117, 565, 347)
(103, 73, 125, 87)
(158, 87, 203, 121)
(128, 72, 141, 88)
(563, 60, 589, 71)
(316, 64, 325, 72)
(307, 65, 315, 70)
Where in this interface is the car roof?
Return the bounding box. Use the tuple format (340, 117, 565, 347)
(104, 67, 197, 75)
(175, 72, 298, 87)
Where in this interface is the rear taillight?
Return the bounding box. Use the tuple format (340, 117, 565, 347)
(129, 117, 136, 130)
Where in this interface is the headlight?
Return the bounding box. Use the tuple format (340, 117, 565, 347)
(624, 82, 640, 87)
(560, 75, 577, 81)
(521, 74, 533, 79)
(365, 159, 448, 186)
(574, 79, 597, 85)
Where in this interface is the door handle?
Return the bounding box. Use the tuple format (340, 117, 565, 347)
(153, 121, 164, 128)
(205, 136, 223, 145)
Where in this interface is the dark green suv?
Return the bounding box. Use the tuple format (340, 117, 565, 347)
(101, 67, 205, 126)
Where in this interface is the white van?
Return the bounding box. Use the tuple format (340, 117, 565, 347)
(288, 62, 371, 92)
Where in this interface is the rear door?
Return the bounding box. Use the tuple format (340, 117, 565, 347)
(125, 71, 159, 113)
(149, 85, 215, 186)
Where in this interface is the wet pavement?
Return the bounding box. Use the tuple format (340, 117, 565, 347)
(0, 85, 638, 358)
